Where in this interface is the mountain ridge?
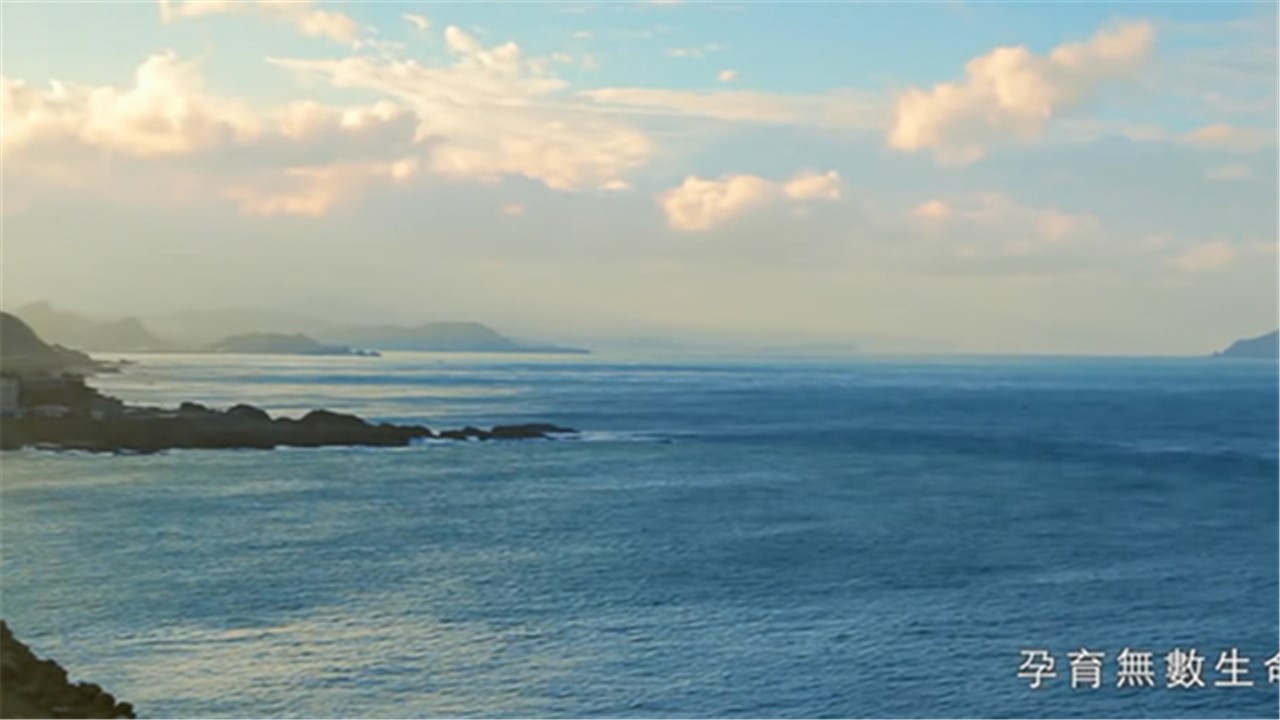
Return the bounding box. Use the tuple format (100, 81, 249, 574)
(9, 303, 588, 356)
(1213, 330, 1279, 359)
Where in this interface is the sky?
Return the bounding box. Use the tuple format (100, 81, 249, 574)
(1, 0, 1276, 355)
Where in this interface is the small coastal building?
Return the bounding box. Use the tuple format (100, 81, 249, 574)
(0, 374, 20, 416)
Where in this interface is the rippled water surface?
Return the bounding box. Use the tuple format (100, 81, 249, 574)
(2, 353, 1277, 717)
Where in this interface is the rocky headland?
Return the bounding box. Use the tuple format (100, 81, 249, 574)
(0, 622, 135, 719)
(1213, 329, 1279, 359)
(1, 311, 577, 453)
(1, 395, 576, 453)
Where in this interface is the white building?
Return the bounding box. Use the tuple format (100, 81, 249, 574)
(0, 375, 20, 416)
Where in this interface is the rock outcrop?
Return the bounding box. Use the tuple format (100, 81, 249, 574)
(1213, 329, 1279, 359)
(2, 398, 576, 453)
(0, 371, 578, 453)
(0, 313, 107, 376)
(0, 621, 135, 719)
(0, 320, 577, 452)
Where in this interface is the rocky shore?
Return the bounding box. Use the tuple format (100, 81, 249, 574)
(1, 400, 576, 453)
(1, 310, 578, 452)
(0, 622, 135, 719)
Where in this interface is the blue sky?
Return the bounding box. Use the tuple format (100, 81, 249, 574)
(2, 1, 1276, 354)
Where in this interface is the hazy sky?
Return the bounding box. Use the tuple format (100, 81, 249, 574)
(2, 1, 1276, 354)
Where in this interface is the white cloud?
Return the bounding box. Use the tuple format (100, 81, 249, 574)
(581, 87, 883, 129)
(270, 26, 652, 191)
(1206, 163, 1253, 181)
(1183, 123, 1274, 153)
(156, 0, 360, 45)
(1168, 241, 1236, 272)
(443, 25, 486, 55)
(782, 170, 842, 201)
(888, 21, 1156, 164)
(717, 69, 738, 83)
(660, 174, 774, 231)
(660, 169, 843, 231)
(222, 159, 418, 217)
(402, 13, 430, 31)
(1, 52, 260, 158)
(966, 193, 1099, 243)
(501, 203, 527, 216)
(665, 44, 723, 59)
(912, 199, 952, 219)
(4, 27, 655, 213)
(2, 52, 428, 217)
(1, 52, 418, 167)
(909, 192, 1101, 256)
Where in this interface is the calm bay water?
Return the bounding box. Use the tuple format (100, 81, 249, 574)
(2, 352, 1277, 718)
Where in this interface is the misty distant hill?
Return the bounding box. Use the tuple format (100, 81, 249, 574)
(9, 303, 587, 356)
(208, 333, 376, 357)
(1213, 330, 1279, 359)
(142, 308, 328, 347)
(14, 302, 166, 352)
(0, 312, 101, 375)
(320, 322, 589, 354)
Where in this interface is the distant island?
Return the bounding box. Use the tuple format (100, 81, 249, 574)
(208, 333, 378, 357)
(9, 302, 589, 356)
(1213, 330, 1279, 359)
(320, 321, 589, 354)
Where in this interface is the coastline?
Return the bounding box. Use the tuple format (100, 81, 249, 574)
(0, 622, 135, 720)
(1, 379, 577, 453)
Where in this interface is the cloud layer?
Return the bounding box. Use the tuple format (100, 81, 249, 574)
(157, 0, 360, 45)
(271, 25, 652, 191)
(889, 21, 1156, 164)
(660, 170, 843, 231)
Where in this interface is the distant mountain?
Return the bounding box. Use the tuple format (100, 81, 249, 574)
(0, 312, 102, 374)
(13, 302, 166, 352)
(207, 333, 377, 357)
(142, 308, 328, 347)
(1214, 330, 1279, 359)
(12, 303, 588, 356)
(321, 322, 589, 354)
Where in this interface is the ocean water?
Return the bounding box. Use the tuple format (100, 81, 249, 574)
(1, 352, 1277, 718)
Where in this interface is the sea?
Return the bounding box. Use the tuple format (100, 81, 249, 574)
(2, 352, 1277, 719)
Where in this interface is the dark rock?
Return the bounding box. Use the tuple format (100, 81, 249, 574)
(0, 312, 105, 376)
(0, 621, 136, 719)
(1, 373, 575, 452)
(438, 426, 489, 441)
(488, 423, 577, 439)
(299, 409, 367, 428)
(225, 404, 271, 422)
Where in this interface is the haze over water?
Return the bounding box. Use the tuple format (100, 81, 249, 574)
(3, 353, 1276, 718)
